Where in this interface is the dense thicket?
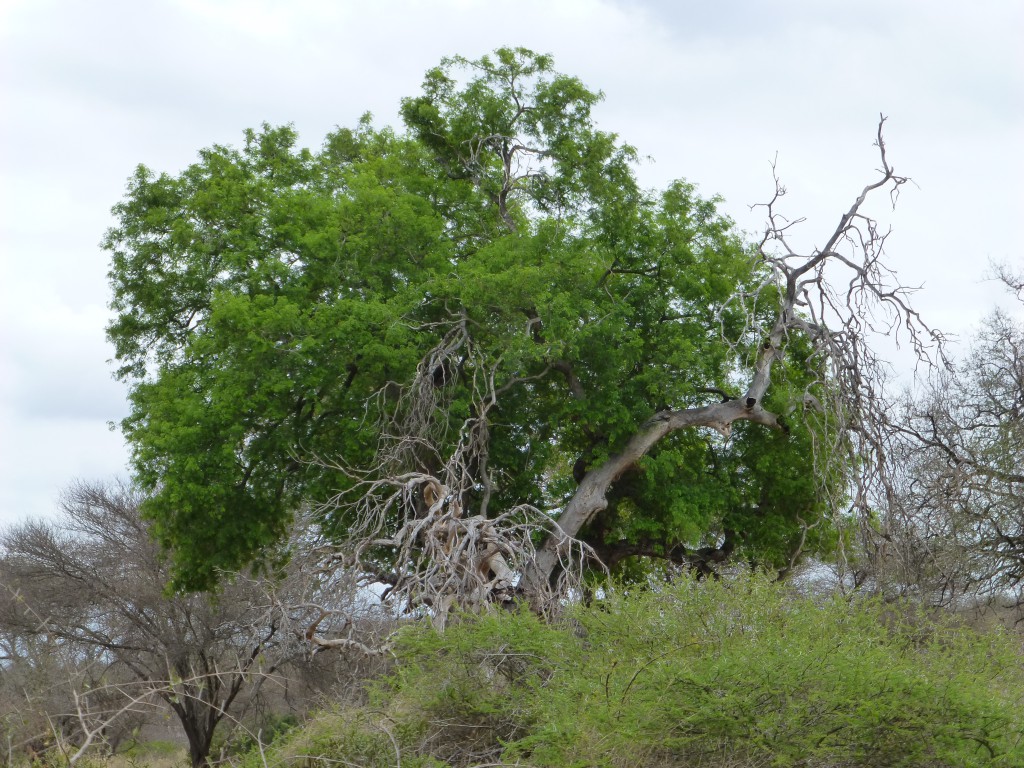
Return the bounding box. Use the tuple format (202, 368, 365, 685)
(238, 574, 1024, 768)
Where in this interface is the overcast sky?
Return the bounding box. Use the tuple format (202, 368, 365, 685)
(1, 0, 1021, 527)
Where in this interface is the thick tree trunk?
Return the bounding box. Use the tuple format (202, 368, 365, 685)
(186, 734, 213, 768)
(176, 708, 215, 768)
(520, 398, 784, 601)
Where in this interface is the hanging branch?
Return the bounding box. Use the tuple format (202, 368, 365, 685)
(312, 327, 598, 623)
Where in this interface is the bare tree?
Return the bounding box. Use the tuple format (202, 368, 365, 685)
(0, 584, 156, 766)
(874, 269, 1024, 607)
(0, 482, 306, 767)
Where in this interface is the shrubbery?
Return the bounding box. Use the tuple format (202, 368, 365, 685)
(243, 573, 1024, 768)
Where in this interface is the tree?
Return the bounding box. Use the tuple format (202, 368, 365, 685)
(874, 269, 1024, 606)
(105, 48, 938, 610)
(0, 617, 115, 765)
(0, 483, 304, 767)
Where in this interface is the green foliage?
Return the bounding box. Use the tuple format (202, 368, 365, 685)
(233, 708, 443, 768)
(512, 579, 1024, 767)
(212, 713, 300, 760)
(106, 47, 839, 588)
(106, 122, 441, 587)
(247, 574, 1024, 767)
(120, 740, 184, 759)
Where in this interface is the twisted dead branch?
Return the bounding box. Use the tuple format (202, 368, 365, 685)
(521, 117, 946, 596)
(312, 328, 598, 623)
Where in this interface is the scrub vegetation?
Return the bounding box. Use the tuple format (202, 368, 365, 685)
(237, 575, 1024, 767)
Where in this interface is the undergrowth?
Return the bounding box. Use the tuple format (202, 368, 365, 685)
(236, 572, 1024, 768)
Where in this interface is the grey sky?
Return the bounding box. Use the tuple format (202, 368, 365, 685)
(1, 0, 1021, 526)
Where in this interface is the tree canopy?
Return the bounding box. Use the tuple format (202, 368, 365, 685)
(106, 48, 924, 599)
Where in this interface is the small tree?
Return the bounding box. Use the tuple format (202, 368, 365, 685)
(0, 483, 305, 767)
(876, 269, 1024, 607)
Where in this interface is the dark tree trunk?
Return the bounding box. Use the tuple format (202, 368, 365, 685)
(169, 695, 218, 768)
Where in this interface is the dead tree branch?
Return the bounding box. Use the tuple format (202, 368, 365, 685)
(522, 116, 945, 598)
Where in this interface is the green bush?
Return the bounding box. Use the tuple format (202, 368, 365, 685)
(242, 573, 1024, 767)
(530, 579, 1024, 766)
(215, 713, 301, 760)
(233, 707, 444, 768)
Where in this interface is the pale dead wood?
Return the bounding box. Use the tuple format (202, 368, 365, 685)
(310, 325, 598, 623)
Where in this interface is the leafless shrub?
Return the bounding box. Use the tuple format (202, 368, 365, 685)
(869, 271, 1024, 607)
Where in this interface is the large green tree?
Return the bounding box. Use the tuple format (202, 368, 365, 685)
(106, 49, 932, 601)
